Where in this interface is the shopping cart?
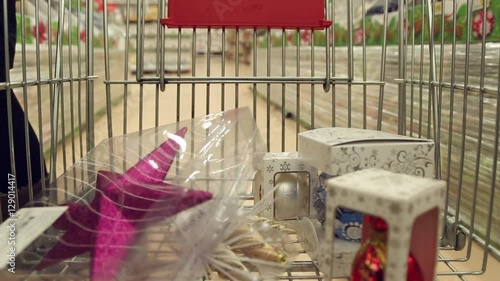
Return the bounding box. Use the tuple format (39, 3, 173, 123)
(1, 0, 499, 280)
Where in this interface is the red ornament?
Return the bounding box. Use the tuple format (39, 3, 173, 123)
(33, 21, 47, 44)
(301, 30, 311, 44)
(95, 0, 104, 12)
(242, 30, 252, 41)
(94, 0, 116, 13)
(354, 29, 364, 45)
(351, 216, 424, 281)
(80, 29, 86, 42)
(403, 19, 410, 40)
(473, 9, 495, 39)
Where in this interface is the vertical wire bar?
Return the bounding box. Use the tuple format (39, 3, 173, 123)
(77, 0, 84, 156)
(139, 83, 144, 157)
(49, 0, 67, 184)
(136, 0, 144, 82)
(123, 0, 131, 134)
(191, 29, 196, 181)
(454, 0, 473, 235)
(155, 1, 162, 127)
(137, 0, 145, 159)
(266, 29, 271, 151)
(103, 0, 113, 138)
(67, 0, 77, 196)
(191, 28, 196, 118)
(19, 0, 33, 196)
(177, 28, 182, 122)
(35, 0, 46, 189)
(86, 0, 95, 151)
(398, 0, 407, 135)
(466, 1, 489, 261)
(438, 0, 446, 137)
(431, 0, 446, 239)
(311, 31, 315, 129)
(362, 0, 367, 129)
(221, 28, 226, 112)
(139, 0, 145, 134)
(403, 1, 409, 134)
(331, 0, 336, 127)
(235, 29, 239, 108)
(3, 0, 19, 209)
(281, 29, 286, 152)
(221, 28, 226, 186)
(61, 71, 68, 200)
(176, 27, 182, 180)
(48, 0, 54, 130)
(347, 0, 353, 79)
(60, 7, 68, 181)
(47, 0, 53, 179)
(253, 29, 257, 120)
(139, 83, 144, 132)
(444, 0, 458, 235)
(482, 43, 500, 271)
(206, 28, 211, 115)
(295, 29, 300, 150)
(425, 3, 432, 139)
(347, 0, 353, 128)
(410, 0, 416, 137)
(68, 0, 76, 165)
(418, 0, 425, 138)
(205, 28, 212, 192)
(426, 0, 441, 179)
(47, 0, 55, 179)
(159, 3, 166, 92)
(377, 0, 390, 131)
(427, 81, 433, 137)
(323, 0, 330, 92)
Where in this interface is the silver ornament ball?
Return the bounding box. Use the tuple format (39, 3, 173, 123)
(273, 172, 310, 220)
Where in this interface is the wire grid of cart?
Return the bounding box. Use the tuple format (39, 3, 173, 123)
(1, 0, 499, 280)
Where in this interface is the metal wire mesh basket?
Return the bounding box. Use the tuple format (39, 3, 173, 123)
(1, 0, 499, 280)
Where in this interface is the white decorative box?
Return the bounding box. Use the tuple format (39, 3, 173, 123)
(324, 169, 446, 281)
(253, 152, 318, 221)
(298, 127, 436, 178)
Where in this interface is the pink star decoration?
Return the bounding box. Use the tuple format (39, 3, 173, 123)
(36, 127, 213, 281)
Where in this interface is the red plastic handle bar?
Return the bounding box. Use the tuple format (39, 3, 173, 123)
(160, 0, 332, 30)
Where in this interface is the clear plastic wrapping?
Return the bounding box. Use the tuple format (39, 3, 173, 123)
(126, 203, 297, 281)
(2, 108, 296, 281)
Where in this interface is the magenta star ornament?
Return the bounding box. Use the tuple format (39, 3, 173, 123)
(53, 126, 189, 229)
(36, 127, 213, 281)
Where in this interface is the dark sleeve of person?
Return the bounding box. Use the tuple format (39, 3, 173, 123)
(0, 0, 17, 76)
(1, 2, 47, 197)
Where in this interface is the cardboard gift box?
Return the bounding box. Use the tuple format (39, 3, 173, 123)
(298, 127, 436, 178)
(253, 152, 318, 221)
(324, 169, 446, 281)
